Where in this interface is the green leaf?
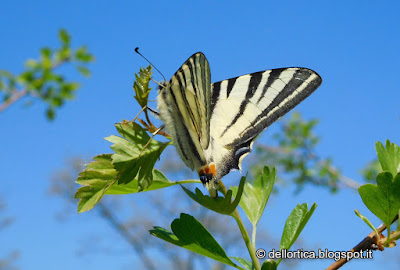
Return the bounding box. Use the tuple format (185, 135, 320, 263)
(46, 108, 55, 120)
(376, 140, 400, 177)
(279, 203, 317, 264)
(261, 260, 277, 270)
(133, 66, 152, 108)
(75, 46, 95, 62)
(55, 47, 71, 61)
(106, 170, 200, 194)
(106, 121, 168, 190)
(354, 209, 379, 239)
(76, 66, 91, 77)
(75, 154, 117, 213)
(358, 172, 400, 226)
(25, 59, 40, 69)
(231, 166, 276, 226)
(75, 154, 194, 212)
(231, 257, 252, 270)
(150, 213, 241, 269)
(58, 29, 70, 46)
(181, 176, 246, 215)
(40, 47, 52, 58)
(50, 96, 63, 107)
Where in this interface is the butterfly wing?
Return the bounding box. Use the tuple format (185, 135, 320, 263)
(157, 52, 211, 171)
(207, 68, 322, 179)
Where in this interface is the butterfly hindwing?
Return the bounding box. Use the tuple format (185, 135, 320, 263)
(208, 68, 322, 179)
(157, 52, 322, 196)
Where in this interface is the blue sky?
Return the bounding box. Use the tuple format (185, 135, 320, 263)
(1, 1, 400, 269)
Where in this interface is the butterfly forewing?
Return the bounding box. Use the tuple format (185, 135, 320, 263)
(157, 52, 322, 196)
(157, 52, 211, 171)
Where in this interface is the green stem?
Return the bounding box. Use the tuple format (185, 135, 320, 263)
(252, 224, 257, 250)
(397, 210, 400, 232)
(384, 223, 391, 246)
(219, 181, 261, 270)
(176, 179, 202, 185)
(389, 230, 400, 242)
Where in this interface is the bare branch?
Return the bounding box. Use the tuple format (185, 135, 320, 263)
(258, 145, 361, 190)
(0, 89, 28, 113)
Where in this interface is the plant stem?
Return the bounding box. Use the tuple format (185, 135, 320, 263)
(219, 180, 261, 270)
(0, 59, 68, 113)
(252, 224, 257, 250)
(0, 89, 28, 113)
(326, 215, 399, 270)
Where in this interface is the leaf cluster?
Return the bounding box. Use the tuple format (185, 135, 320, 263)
(0, 29, 94, 119)
(357, 140, 400, 248)
(251, 112, 340, 193)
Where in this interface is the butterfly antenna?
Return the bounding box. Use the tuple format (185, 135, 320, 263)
(135, 47, 166, 82)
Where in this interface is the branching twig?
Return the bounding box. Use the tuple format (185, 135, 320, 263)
(0, 89, 28, 113)
(0, 59, 68, 113)
(259, 145, 361, 190)
(326, 215, 399, 270)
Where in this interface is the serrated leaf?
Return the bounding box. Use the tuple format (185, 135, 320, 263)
(75, 154, 117, 213)
(376, 140, 400, 177)
(261, 260, 277, 270)
(150, 213, 241, 269)
(75, 154, 192, 212)
(231, 166, 276, 226)
(181, 176, 246, 215)
(133, 66, 152, 108)
(106, 121, 168, 190)
(358, 172, 400, 226)
(106, 170, 199, 194)
(279, 203, 317, 264)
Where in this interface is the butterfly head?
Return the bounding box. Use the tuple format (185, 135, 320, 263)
(198, 163, 219, 198)
(157, 81, 168, 90)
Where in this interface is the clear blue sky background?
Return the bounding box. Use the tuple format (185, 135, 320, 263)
(1, 1, 400, 269)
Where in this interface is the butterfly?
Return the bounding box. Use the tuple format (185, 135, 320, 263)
(157, 52, 322, 197)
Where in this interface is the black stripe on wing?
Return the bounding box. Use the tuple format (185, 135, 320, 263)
(221, 72, 263, 135)
(167, 85, 205, 166)
(234, 68, 322, 147)
(256, 69, 284, 104)
(211, 67, 322, 179)
(157, 52, 212, 171)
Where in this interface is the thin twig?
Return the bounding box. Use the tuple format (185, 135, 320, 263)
(0, 89, 28, 112)
(326, 215, 399, 270)
(259, 145, 361, 190)
(0, 59, 68, 113)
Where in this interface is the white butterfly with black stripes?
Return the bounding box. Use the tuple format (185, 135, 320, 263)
(157, 52, 322, 197)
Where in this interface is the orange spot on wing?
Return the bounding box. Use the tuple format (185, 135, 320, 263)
(198, 163, 216, 176)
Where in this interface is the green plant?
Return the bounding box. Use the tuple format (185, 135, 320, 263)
(74, 64, 400, 269)
(74, 66, 317, 269)
(357, 140, 400, 248)
(0, 29, 94, 120)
